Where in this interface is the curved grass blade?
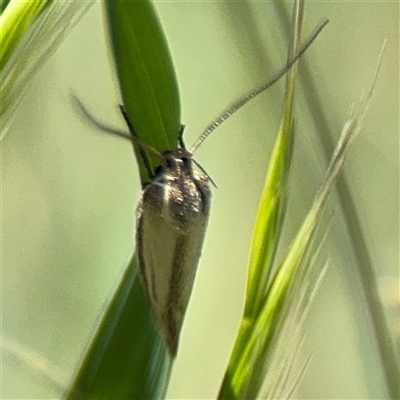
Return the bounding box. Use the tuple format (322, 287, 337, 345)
(219, 2, 306, 398)
(273, 4, 400, 397)
(1, 0, 12, 14)
(0, 0, 50, 71)
(0, 0, 93, 136)
(2, 334, 68, 395)
(219, 18, 384, 398)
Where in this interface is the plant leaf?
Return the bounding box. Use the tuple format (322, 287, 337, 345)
(105, 0, 181, 182)
(65, 1, 181, 398)
(65, 256, 171, 399)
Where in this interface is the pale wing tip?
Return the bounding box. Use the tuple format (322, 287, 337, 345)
(161, 309, 184, 358)
(166, 335, 178, 359)
(165, 315, 180, 359)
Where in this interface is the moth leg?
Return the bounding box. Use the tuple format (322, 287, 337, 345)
(178, 124, 186, 149)
(119, 105, 154, 180)
(71, 95, 131, 140)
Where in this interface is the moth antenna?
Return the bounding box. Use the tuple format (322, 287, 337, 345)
(189, 18, 329, 154)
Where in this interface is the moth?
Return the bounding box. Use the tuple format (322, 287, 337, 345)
(79, 20, 328, 358)
(117, 110, 212, 357)
(131, 123, 212, 358)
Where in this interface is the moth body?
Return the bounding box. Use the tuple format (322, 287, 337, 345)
(136, 148, 211, 357)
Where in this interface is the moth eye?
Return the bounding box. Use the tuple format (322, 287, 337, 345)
(165, 157, 175, 168)
(181, 156, 190, 165)
(154, 165, 164, 176)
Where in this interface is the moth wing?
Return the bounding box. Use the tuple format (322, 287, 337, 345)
(136, 183, 177, 318)
(136, 179, 210, 356)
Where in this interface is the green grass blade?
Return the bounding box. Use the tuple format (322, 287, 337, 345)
(219, 2, 305, 398)
(65, 1, 180, 398)
(243, 1, 322, 321)
(219, 4, 383, 399)
(0, 1, 92, 136)
(105, 0, 181, 182)
(2, 334, 67, 394)
(65, 256, 170, 399)
(0, 0, 51, 71)
(273, 4, 400, 396)
(243, 85, 294, 321)
(1, 0, 12, 14)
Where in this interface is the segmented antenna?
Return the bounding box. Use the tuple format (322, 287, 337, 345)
(189, 19, 329, 154)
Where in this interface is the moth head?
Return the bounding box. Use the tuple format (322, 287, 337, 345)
(154, 148, 216, 187)
(156, 148, 193, 174)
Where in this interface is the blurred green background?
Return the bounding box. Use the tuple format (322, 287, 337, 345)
(2, 1, 398, 399)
